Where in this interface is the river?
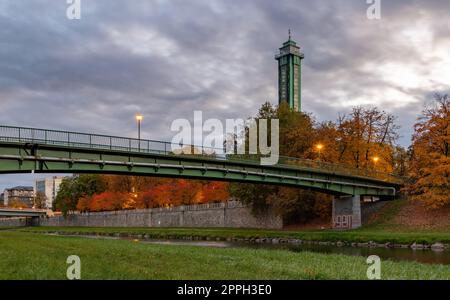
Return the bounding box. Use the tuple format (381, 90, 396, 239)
(58, 234, 450, 265)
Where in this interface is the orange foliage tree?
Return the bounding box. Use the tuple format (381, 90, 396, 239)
(135, 190, 158, 209)
(76, 195, 91, 213)
(75, 178, 231, 212)
(232, 102, 402, 224)
(198, 182, 230, 203)
(88, 192, 128, 212)
(327, 107, 399, 173)
(408, 94, 450, 208)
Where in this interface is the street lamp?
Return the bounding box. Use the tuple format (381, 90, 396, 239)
(316, 144, 324, 161)
(135, 114, 143, 139)
(135, 114, 143, 150)
(372, 156, 380, 171)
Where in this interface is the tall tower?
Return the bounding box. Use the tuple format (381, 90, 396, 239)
(275, 30, 304, 112)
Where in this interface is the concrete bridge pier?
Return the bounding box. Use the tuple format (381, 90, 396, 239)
(332, 195, 361, 229)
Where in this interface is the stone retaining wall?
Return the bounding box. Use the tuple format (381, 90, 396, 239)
(37, 201, 283, 229)
(0, 217, 28, 227)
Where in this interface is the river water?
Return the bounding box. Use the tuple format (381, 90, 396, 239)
(139, 239, 450, 265)
(59, 234, 450, 265)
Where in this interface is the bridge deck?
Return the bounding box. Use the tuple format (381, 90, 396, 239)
(0, 125, 403, 196)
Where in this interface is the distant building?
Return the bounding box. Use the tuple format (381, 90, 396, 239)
(3, 186, 34, 208)
(0, 193, 4, 207)
(275, 31, 305, 112)
(34, 176, 65, 209)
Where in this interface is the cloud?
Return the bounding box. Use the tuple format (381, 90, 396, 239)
(0, 0, 449, 190)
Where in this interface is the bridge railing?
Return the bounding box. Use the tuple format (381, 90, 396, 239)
(0, 125, 403, 184)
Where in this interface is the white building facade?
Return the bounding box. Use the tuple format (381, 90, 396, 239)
(34, 176, 65, 209)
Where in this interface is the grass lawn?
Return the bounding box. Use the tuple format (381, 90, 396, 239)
(18, 225, 450, 245)
(0, 231, 449, 280)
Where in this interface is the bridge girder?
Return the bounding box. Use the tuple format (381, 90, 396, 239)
(0, 142, 401, 197)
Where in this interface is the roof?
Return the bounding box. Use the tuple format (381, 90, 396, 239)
(282, 39, 298, 47)
(6, 186, 34, 191)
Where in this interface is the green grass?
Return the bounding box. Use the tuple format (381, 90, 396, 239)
(0, 231, 448, 279)
(17, 225, 450, 245)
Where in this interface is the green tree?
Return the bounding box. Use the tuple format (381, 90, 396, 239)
(55, 174, 106, 216)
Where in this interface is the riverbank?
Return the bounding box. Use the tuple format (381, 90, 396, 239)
(0, 231, 448, 279)
(17, 226, 450, 250)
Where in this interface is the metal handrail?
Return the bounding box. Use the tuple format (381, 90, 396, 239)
(0, 125, 403, 184)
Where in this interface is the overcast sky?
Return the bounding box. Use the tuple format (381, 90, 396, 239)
(1, 0, 449, 191)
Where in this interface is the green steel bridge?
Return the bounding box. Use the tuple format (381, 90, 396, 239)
(0, 125, 403, 197)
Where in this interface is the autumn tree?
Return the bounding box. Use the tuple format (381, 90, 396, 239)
(89, 192, 128, 212)
(408, 94, 450, 208)
(391, 146, 409, 176)
(231, 102, 321, 222)
(8, 199, 28, 209)
(232, 102, 401, 225)
(332, 107, 399, 172)
(101, 175, 159, 193)
(34, 191, 47, 209)
(278, 102, 316, 158)
(135, 189, 157, 209)
(312, 122, 341, 162)
(173, 180, 202, 205)
(76, 195, 91, 213)
(199, 182, 230, 204)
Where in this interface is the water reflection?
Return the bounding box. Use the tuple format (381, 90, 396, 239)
(246, 242, 450, 265)
(140, 238, 450, 265)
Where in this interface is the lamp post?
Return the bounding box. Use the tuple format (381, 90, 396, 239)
(135, 114, 143, 150)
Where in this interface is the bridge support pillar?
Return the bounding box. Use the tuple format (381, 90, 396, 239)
(332, 195, 361, 229)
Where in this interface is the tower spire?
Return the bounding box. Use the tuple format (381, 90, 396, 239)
(288, 28, 291, 40)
